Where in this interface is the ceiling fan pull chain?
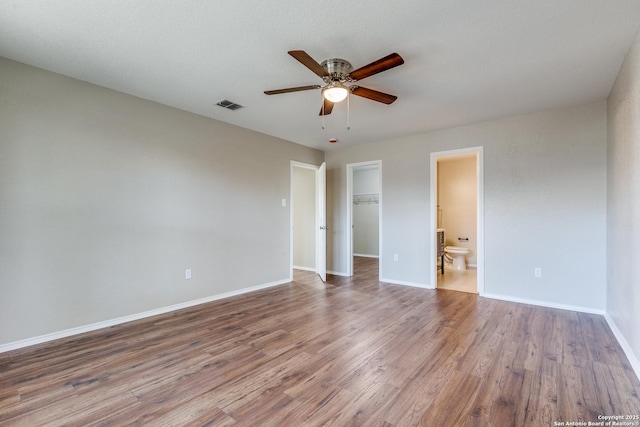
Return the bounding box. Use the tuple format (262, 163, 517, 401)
(321, 92, 325, 129)
(347, 91, 351, 130)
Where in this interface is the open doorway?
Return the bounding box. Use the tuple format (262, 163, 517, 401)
(346, 161, 381, 278)
(291, 163, 316, 273)
(290, 161, 327, 282)
(430, 147, 484, 294)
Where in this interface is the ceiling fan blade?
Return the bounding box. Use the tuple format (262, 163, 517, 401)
(349, 53, 404, 81)
(264, 85, 321, 95)
(288, 50, 330, 78)
(319, 98, 334, 116)
(350, 86, 398, 104)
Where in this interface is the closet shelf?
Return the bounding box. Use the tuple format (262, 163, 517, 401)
(353, 193, 379, 205)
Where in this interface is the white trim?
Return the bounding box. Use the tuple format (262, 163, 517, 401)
(346, 160, 382, 278)
(290, 161, 320, 281)
(482, 293, 606, 315)
(353, 253, 379, 258)
(0, 278, 290, 354)
(604, 313, 640, 381)
(5, 280, 637, 384)
(379, 277, 432, 289)
(293, 265, 316, 272)
(430, 147, 484, 296)
(482, 293, 640, 377)
(316, 162, 327, 281)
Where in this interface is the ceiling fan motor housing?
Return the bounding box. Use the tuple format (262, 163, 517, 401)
(321, 58, 354, 83)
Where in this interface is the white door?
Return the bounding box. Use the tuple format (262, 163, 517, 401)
(316, 162, 327, 281)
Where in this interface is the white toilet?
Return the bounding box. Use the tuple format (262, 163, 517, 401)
(444, 246, 470, 271)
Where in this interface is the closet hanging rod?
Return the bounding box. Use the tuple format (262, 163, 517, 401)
(353, 193, 379, 205)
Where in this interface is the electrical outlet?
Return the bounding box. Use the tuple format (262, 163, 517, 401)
(534, 268, 542, 278)
(185, 269, 192, 280)
(393, 254, 399, 262)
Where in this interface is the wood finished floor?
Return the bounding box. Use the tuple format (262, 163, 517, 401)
(1, 257, 639, 426)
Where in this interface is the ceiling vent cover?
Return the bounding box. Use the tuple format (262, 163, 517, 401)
(216, 99, 244, 111)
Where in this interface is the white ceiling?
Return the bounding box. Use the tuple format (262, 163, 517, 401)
(1, 1, 639, 151)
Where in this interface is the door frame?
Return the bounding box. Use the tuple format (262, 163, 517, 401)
(290, 161, 326, 281)
(317, 162, 327, 281)
(346, 160, 382, 277)
(429, 147, 484, 294)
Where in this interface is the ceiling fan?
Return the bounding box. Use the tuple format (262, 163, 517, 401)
(264, 50, 404, 116)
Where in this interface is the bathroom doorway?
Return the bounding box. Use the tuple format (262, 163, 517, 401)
(430, 147, 484, 294)
(346, 161, 381, 278)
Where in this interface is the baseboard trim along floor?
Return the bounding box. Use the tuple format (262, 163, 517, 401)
(0, 277, 290, 353)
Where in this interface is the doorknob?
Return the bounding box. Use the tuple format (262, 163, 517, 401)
(320, 226, 329, 231)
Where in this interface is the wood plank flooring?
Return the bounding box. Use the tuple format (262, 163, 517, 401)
(1, 257, 639, 426)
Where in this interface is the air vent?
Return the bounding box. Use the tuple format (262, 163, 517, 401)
(216, 99, 244, 111)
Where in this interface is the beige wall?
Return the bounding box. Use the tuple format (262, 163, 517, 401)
(437, 156, 477, 265)
(326, 101, 607, 310)
(607, 30, 640, 370)
(0, 58, 323, 345)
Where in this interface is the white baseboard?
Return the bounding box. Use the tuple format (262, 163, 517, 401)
(293, 265, 315, 272)
(0, 278, 291, 354)
(482, 293, 606, 316)
(379, 277, 433, 289)
(353, 254, 379, 258)
(480, 294, 640, 380)
(6, 280, 637, 386)
(604, 313, 640, 381)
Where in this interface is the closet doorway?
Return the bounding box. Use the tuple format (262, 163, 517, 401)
(346, 161, 381, 278)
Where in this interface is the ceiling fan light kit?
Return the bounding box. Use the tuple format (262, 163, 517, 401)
(322, 81, 349, 103)
(264, 50, 404, 132)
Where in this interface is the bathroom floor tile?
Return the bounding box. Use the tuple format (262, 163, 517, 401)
(437, 267, 477, 294)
